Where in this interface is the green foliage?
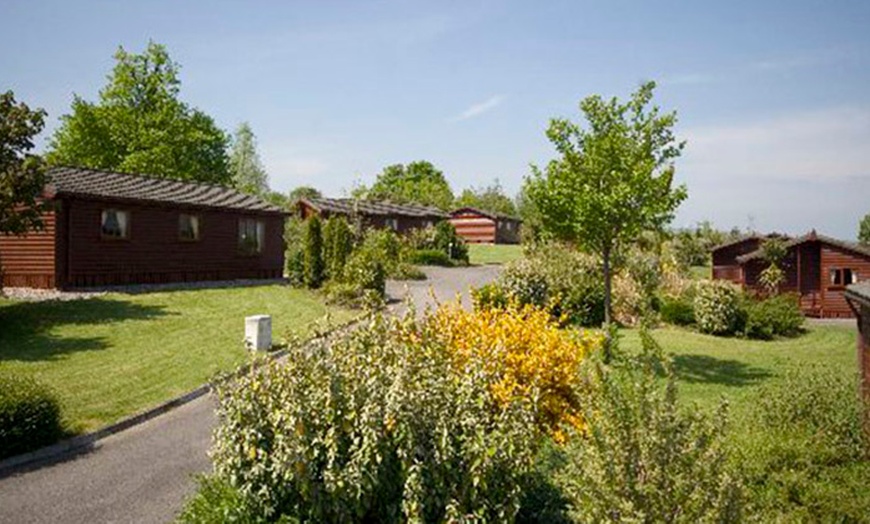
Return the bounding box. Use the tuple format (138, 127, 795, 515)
(471, 282, 511, 311)
(556, 333, 743, 523)
(288, 185, 321, 202)
(208, 310, 539, 522)
(757, 264, 785, 296)
(433, 221, 469, 263)
(284, 217, 306, 286)
(742, 294, 804, 340)
(736, 365, 869, 521)
(229, 122, 269, 196)
(693, 280, 744, 336)
(860, 213, 870, 245)
(455, 179, 518, 217)
(0, 373, 63, 460)
(671, 221, 726, 269)
(322, 216, 354, 280)
(526, 81, 687, 324)
(493, 246, 606, 327)
(0, 91, 47, 236)
(177, 476, 278, 524)
(47, 41, 230, 184)
(303, 216, 325, 288)
(409, 248, 453, 267)
(368, 160, 455, 210)
(659, 288, 696, 326)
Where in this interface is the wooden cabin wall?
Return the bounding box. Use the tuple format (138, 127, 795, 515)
(0, 206, 58, 288)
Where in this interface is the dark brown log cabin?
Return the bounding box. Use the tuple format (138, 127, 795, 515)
(711, 234, 786, 283)
(712, 230, 870, 318)
(296, 197, 447, 233)
(448, 207, 522, 244)
(0, 167, 287, 289)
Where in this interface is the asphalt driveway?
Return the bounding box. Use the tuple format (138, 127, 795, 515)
(0, 265, 499, 524)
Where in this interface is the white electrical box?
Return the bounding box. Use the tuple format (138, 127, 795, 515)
(244, 315, 272, 350)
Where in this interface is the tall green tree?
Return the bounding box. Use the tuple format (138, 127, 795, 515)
(455, 179, 517, 217)
(859, 213, 870, 245)
(1, 91, 47, 236)
(47, 41, 230, 184)
(289, 185, 322, 202)
(527, 81, 687, 327)
(229, 122, 268, 195)
(368, 160, 454, 210)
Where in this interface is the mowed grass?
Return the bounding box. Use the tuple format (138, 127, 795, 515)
(0, 285, 356, 433)
(618, 323, 857, 416)
(468, 243, 523, 265)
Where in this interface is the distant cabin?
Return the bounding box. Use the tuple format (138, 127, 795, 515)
(0, 167, 287, 289)
(295, 197, 448, 233)
(711, 230, 870, 318)
(448, 207, 522, 244)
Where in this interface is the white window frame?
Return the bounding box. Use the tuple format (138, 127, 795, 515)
(101, 209, 130, 240)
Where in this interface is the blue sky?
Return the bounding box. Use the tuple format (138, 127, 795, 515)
(3, 1, 869, 238)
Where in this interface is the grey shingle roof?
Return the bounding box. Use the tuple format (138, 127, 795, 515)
(845, 282, 870, 306)
(300, 197, 448, 218)
(46, 166, 285, 214)
(736, 230, 870, 263)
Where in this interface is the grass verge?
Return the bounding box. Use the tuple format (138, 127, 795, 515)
(0, 285, 355, 434)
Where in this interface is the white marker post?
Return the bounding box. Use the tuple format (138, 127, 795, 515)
(244, 315, 272, 351)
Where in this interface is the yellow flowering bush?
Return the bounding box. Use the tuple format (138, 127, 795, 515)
(428, 302, 602, 440)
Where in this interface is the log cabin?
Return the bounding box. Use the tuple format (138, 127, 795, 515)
(295, 197, 448, 234)
(0, 166, 287, 289)
(711, 230, 870, 318)
(448, 207, 522, 244)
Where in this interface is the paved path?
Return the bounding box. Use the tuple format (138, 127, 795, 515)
(0, 266, 499, 524)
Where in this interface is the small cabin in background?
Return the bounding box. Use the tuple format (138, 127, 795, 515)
(0, 167, 287, 289)
(711, 230, 870, 318)
(711, 234, 786, 283)
(448, 207, 522, 244)
(295, 197, 448, 234)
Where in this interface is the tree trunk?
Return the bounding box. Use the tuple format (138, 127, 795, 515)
(602, 245, 613, 362)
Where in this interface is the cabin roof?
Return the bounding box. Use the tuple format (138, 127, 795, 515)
(449, 207, 522, 222)
(711, 233, 788, 253)
(736, 230, 870, 263)
(46, 166, 285, 214)
(846, 282, 870, 307)
(299, 197, 448, 218)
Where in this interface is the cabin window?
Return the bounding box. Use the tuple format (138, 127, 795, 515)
(101, 209, 129, 239)
(238, 218, 265, 254)
(179, 214, 201, 241)
(829, 268, 857, 287)
(386, 218, 399, 231)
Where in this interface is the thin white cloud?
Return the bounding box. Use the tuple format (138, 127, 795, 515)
(681, 106, 870, 181)
(450, 95, 506, 122)
(660, 73, 715, 86)
(260, 144, 329, 190)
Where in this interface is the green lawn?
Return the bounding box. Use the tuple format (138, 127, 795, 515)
(468, 243, 524, 265)
(0, 285, 355, 433)
(618, 323, 856, 415)
(688, 265, 711, 280)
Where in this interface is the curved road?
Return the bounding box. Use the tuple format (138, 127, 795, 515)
(0, 266, 498, 524)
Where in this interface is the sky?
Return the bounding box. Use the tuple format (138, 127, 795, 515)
(2, 0, 869, 238)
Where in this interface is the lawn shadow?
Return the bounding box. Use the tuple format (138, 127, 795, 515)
(670, 354, 772, 387)
(0, 298, 171, 362)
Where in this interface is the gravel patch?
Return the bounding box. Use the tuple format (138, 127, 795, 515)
(1, 287, 106, 302)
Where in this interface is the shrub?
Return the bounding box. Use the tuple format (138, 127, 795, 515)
(322, 216, 354, 281)
(660, 294, 695, 326)
(693, 280, 744, 335)
(735, 365, 868, 521)
(303, 216, 325, 289)
(408, 248, 453, 267)
(390, 262, 426, 281)
(284, 217, 306, 286)
(431, 302, 601, 440)
(209, 307, 546, 522)
(177, 476, 268, 524)
(326, 248, 387, 307)
(742, 293, 803, 340)
(0, 373, 63, 460)
(357, 228, 403, 277)
(556, 332, 743, 523)
(433, 221, 469, 264)
(471, 282, 510, 311)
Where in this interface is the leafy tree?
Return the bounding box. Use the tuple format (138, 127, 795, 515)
(455, 179, 517, 217)
(1, 91, 47, 236)
(322, 216, 353, 280)
(289, 185, 322, 202)
(859, 213, 870, 245)
(303, 215, 325, 288)
(758, 237, 787, 295)
(527, 81, 687, 328)
(47, 41, 230, 184)
(368, 160, 454, 210)
(229, 122, 268, 196)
